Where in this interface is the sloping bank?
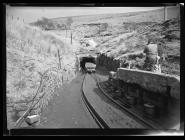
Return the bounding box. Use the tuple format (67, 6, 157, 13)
(6, 19, 77, 129)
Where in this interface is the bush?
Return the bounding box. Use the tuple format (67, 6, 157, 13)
(161, 60, 180, 76)
(118, 48, 129, 55)
(32, 17, 55, 30)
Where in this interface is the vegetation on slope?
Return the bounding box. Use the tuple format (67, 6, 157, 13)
(30, 7, 180, 77)
(6, 18, 76, 129)
(73, 18, 180, 76)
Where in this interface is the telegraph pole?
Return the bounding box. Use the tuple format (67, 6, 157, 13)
(164, 6, 167, 21)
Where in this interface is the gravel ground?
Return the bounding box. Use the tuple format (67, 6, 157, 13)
(38, 73, 98, 128)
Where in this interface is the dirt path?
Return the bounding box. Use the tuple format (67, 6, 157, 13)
(38, 73, 99, 128)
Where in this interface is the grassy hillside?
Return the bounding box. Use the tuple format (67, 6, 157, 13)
(31, 8, 166, 32)
(6, 18, 77, 129)
(51, 8, 165, 26)
(50, 6, 179, 26)
(94, 18, 180, 76)
(31, 6, 180, 76)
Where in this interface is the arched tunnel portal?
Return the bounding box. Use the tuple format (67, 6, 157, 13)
(79, 56, 96, 71)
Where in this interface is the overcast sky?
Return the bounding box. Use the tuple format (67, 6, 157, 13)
(6, 6, 165, 23)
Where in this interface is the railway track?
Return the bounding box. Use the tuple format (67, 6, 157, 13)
(90, 73, 163, 129)
(81, 74, 110, 129)
(15, 69, 163, 129)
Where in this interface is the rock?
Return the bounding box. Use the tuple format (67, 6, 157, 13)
(25, 115, 40, 125)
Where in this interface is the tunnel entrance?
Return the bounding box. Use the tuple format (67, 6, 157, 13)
(80, 56, 96, 71)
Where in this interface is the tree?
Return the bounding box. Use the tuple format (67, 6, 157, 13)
(32, 17, 54, 30)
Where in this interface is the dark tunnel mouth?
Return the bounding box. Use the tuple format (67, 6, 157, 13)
(80, 56, 96, 70)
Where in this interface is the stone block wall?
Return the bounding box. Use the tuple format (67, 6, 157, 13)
(97, 54, 180, 117)
(117, 68, 180, 100)
(117, 68, 180, 117)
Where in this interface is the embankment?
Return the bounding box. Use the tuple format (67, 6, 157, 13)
(6, 19, 77, 129)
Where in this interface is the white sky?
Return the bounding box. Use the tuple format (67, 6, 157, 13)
(6, 6, 165, 23)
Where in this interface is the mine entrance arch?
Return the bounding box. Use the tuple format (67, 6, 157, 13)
(79, 55, 96, 71)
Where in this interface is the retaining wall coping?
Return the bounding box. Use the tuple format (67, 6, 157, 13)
(117, 68, 180, 100)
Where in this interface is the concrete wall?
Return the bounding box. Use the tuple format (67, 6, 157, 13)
(97, 54, 181, 120)
(116, 68, 180, 120)
(117, 68, 180, 100)
(97, 53, 180, 113)
(97, 54, 180, 100)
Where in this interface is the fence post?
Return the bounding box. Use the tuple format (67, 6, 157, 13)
(57, 49, 61, 69)
(71, 32, 73, 44)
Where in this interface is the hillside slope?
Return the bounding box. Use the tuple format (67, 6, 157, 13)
(6, 19, 77, 129)
(31, 6, 180, 76)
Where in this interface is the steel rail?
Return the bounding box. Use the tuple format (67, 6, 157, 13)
(81, 73, 110, 129)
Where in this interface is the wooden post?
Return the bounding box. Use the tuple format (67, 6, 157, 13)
(128, 61, 131, 69)
(71, 31, 73, 44)
(65, 25, 67, 38)
(57, 49, 61, 69)
(164, 6, 167, 21)
(99, 24, 101, 35)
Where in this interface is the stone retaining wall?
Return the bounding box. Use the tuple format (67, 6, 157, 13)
(117, 68, 180, 100)
(116, 68, 180, 117)
(97, 54, 180, 100)
(97, 53, 180, 119)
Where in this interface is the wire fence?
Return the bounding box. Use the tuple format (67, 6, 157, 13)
(14, 65, 75, 128)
